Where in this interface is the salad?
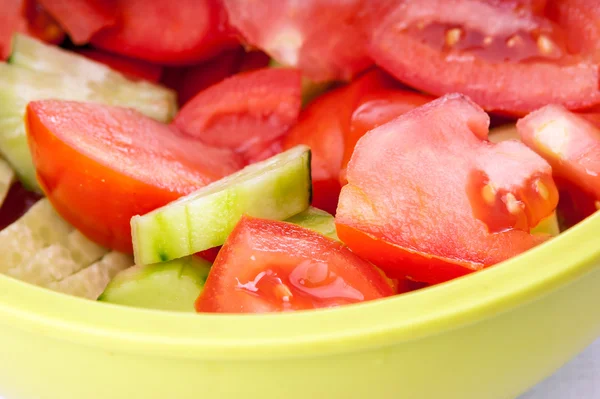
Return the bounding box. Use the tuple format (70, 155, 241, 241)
(0, 0, 598, 314)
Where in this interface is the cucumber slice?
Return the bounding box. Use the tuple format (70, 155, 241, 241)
(531, 212, 561, 237)
(0, 199, 72, 273)
(9, 34, 177, 123)
(47, 252, 133, 300)
(6, 230, 107, 286)
(132, 145, 312, 265)
(0, 157, 14, 206)
(98, 256, 211, 312)
(286, 207, 339, 240)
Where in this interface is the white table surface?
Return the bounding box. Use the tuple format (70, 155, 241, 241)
(1, 339, 598, 399)
(520, 339, 600, 398)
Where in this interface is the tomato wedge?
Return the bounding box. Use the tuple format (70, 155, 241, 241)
(222, 0, 389, 82)
(91, 0, 238, 64)
(336, 94, 557, 285)
(517, 104, 600, 223)
(196, 216, 395, 313)
(26, 100, 244, 253)
(174, 68, 302, 163)
(37, 0, 116, 44)
(369, 0, 600, 115)
(76, 49, 163, 82)
(547, 0, 600, 61)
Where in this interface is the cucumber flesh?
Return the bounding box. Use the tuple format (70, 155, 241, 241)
(0, 199, 72, 273)
(531, 213, 560, 237)
(47, 252, 133, 300)
(286, 207, 339, 240)
(9, 34, 177, 123)
(6, 230, 107, 286)
(0, 157, 14, 206)
(132, 145, 312, 265)
(98, 256, 211, 312)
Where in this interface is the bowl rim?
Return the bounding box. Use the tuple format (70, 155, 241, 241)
(0, 212, 598, 360)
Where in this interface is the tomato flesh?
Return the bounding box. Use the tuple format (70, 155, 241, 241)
(196, 216, 395, 313)
(26, 100, 244, 253)
(173, 68, 302, 164)
(336, 93, 556, 284)
(369, 0, 600, 115)
(76, 49, 163, 82)
(91, 0, 238, 64)
(517, 104, 600, 223)
(37, 0, 116, 44)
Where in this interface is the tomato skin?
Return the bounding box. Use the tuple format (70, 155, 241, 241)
(91, 0, 239, 65)
(196, 216, 395, 313)
(77, 49, 163, 82)
(336, 93, 555, 284)
(37, 0, 116, 44)
(369, 0, 600, 116)
(174, 68, 302, 163)
(26, 100, 244, 253)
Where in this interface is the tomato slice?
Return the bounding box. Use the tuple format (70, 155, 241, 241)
(336, 94, 556, 285)
(37, 0, 116, 44)
(26, 100, 244, 253)
(369, 0, 600, 115)
(222, 0, 390, 82)
(174, 68, 302, 164)
(517, 104, 600, 221)
(547, 0, 600, 61)
(91, 0, 238, 64)
(76, 49, 163, 82)
(196, 216, 395, 313)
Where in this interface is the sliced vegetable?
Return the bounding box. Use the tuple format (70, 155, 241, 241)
(369, 0, 600, 115)
(286, 207, 338, 240)
(6, 230, 107, 286)
(131, 145, 312, 265)
(76, 48, 163, 82)
(99, 256, 211, 312)
(0, 158, 14, 206)
(517, 104, 600, 224)
(26, 100, 243, 253)
(91, 0, 238, 64)
(173, 68, 302, 163)
(37, 0, 117, 44)
(9, 34, 176, 122)
(336, 94, 557, 284)
(0, 181, 41, 230)
(196, 216, 394, 313)
(46, 251, 133, 300)
(0, 198, 72, 273)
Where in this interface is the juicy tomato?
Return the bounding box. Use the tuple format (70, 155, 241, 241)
(336, 94, 557, 285)
(547, 0, 600, 60)
(222, 0, 393, 82)
(174, 68, 302, 163)
(91, 0, 238, 65)
(0, 0, 64, 60)
(37, 0, 116, 44)
(76, 49, 163, 82)
(26, 100, 244, 253)
(0, 181, 43, 231)
(196, 216, 395, 313)
(517, 104, 600, 224)
(369, 0, 600, 116)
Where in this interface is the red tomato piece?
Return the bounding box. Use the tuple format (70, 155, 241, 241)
(37, 0, 116, 44)
(26, 100, 244, 253)
(0, 0, 25, 59)
(555, 177, 598, 229)
(517, 104, 600, 220)
(91, 0, 238, 65)
(174, 68, 302, 163)
(369, 0, 600, 116)
(336, 94, 556, 285)
(222, 0, 391, 82)
(77, 49, 163, 82)
(547, 0, 600, 61)
(196, 216, 395, 313)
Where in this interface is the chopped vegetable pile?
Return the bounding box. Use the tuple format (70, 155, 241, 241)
(0, 0, 599, 313)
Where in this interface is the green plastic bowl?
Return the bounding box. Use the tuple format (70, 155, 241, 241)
(0, 212, 599, 399)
